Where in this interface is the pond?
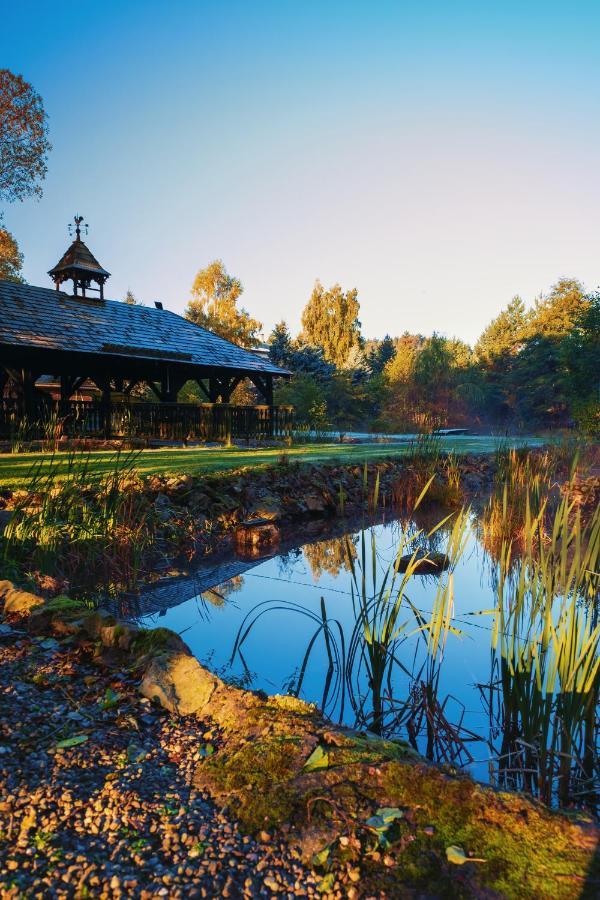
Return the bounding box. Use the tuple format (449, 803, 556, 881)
(130, 506, 599, 806)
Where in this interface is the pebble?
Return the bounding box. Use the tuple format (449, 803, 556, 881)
(0, 636, 322, 898)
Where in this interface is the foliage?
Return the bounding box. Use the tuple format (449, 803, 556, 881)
(274, 374, 327, 428)
(123, 289, 142, 305)
(301, 280, 362, 367)
(475, 296, 528, 364)
(486, 492, 600, 806)
(366, 335, 396, 376)
(186, 259, 262, 348)
(1, 452, 154, 597)
(0, 69, 51, 203)
(0, 225, 24, 282)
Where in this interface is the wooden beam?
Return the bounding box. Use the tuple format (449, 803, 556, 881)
(148, 381, 164, 402)
(195, 379, 211, 401)
(249, 373, 273, 405)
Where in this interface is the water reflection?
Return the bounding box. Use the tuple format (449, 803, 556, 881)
(137, 503, 599, 809)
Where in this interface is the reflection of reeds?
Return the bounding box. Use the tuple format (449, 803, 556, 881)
(485, 493, 600, 807)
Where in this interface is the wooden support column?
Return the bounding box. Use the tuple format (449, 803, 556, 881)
(22, 370, 39, 421)
(249, 374, 274, 406)
(102, 381, 112, 439)
(91, 376, 112, 438)
(220, 376, 242, 403)
(195, 379, 211, 401)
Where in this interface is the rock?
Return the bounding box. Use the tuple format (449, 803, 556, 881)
(0, 509, 12, 536)
(234, 520, 280, 558)
(0, 579, 15, 602)
(3, 588, 46, 615)
(78, 609, 140, 649)
(396, 552, 449, 574)
(304, 494, 327, 514)
(154, 493, 176, 523)
(461, 472, 484, 493)
(140, 651, 218, 716)
(245, 494, 283, 521)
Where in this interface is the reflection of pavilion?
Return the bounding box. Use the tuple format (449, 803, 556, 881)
(117, 511, 393, 619)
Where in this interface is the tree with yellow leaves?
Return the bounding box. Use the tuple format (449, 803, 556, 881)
(185, 259, 262, 348)
(0, 226, 24, 282)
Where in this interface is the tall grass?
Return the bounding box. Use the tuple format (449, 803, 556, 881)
(344, 485, 470, 735)
(1, 450, 154, 598)
(485, 492, 600, 806)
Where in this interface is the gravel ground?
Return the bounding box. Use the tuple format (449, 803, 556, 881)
(0, 627, 326, 898)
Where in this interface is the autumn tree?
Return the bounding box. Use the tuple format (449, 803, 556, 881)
(0, 69, 51, 204)
(186, 259, 262, 348)
(301, 280, 361, 367)
(123, 289, 142, 305)
(475, 296, 529, 364)
(527, 277, 588, 338)
(0, 226, 24, 282)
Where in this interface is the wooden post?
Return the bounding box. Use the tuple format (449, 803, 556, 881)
(22, 370, 38, 423)
(97, 377, 112, 439)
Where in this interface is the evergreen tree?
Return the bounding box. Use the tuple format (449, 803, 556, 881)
(367, 334, 396, 375)
(268, 321, 293, 366)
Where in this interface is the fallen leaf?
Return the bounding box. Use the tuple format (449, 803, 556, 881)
(317, 873, 335, 893)
(446, 845, 486, 865)
(312, 845, 330, 868)
(127, 743, 147, 763)
(56, 735, 88, 749)
(303, 744, 329, 772)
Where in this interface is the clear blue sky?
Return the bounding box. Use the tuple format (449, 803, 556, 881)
(2, 0, 599, 345)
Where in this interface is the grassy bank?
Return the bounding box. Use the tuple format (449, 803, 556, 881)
(0, 434, 544, 490)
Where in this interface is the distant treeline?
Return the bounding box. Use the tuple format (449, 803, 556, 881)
(269, 278, 599, 435)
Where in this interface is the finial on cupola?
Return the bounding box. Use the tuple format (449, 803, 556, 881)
(48, 215, 110, 300)
(68, 214, 88, 242)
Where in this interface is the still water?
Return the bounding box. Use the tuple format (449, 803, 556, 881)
(133, 510, 598, 802)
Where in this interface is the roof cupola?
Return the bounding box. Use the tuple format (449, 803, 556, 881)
(48, 215, 110, 299)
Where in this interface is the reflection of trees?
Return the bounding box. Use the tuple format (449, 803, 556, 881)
(304, 536, 358, 580)
(203, 575, 244, 606)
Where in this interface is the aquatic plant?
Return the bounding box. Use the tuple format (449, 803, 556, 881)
(483, 493, 600, 807)
(344, 480, 470, 735)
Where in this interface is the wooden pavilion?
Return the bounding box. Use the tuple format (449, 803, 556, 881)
(0, 217, 291, 442)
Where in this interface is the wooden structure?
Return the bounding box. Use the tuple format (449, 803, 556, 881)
(0, 217, 291, 441)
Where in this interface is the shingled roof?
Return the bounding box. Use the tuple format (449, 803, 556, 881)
(48, 238, 110, 280)
(0, 280, 287, 376)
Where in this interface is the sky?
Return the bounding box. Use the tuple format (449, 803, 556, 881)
(2, 0, 599, 345)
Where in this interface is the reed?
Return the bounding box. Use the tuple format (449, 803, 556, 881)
(486, 492, 600, 806)
(345, 481, 470, 734)
(1, 450, 154, 598)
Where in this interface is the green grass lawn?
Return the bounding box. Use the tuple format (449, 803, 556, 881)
(0, 435, 546, 491)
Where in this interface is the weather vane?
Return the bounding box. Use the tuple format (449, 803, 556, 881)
(68, 214, 88, 240)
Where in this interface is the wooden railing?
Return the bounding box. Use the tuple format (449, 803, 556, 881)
(0, 398, 294, 443)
